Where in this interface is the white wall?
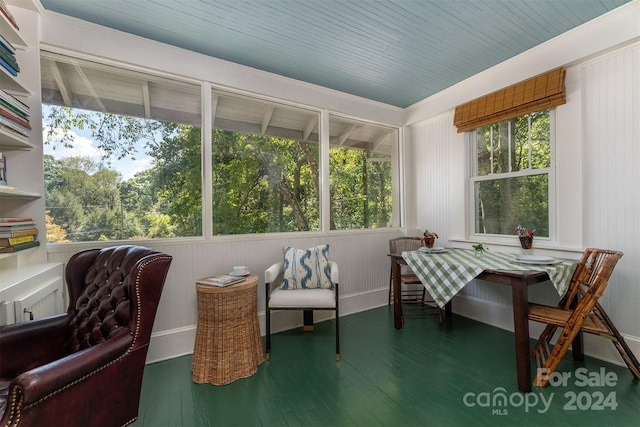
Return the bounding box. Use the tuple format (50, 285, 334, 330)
(404, 2, 640, 367)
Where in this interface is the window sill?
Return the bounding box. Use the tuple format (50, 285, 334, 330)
(448, 238, 584, 258)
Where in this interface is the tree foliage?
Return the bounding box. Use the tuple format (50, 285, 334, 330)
(43, 106, 392, 242)
(474, 111, 551, 237)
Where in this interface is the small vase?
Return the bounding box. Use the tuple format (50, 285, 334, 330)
(422, 236, 435, 248)
(519, 236, 533, 254)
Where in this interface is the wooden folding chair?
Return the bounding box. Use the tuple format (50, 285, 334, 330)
(528, 248, 640, 387)
(388, 237, 443, 323)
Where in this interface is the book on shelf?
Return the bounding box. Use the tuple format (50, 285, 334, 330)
(0, 216, 33, 222)
(0, 56, 17, 76)
(0, 239, 39, 253)
(196, 274, 246, 287)
(0, 47, 18, 72)
(0, 124, 29, 143)
(0, 90, 29, 116)
(0, 151, 5, 183)
(0, 233, 35, 247)
(0, 98, 29, 120)
(0, 0, 19, 31)
(0, 33, 15, 55)
(0, 106, 30, 129)
(0, 227, 38, 239)
(0, 115, 29, 136)
(0, 222, 37, 231)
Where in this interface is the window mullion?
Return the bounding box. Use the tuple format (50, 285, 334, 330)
(490, 126, 494, 174)
(319, 110, 330, 231)
(508, 121, 512, 173)
(528, 115, 532, 169)
(202, 82, 213, 238)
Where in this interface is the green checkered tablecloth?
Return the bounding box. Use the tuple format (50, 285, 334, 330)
(402, 248, 577, 308)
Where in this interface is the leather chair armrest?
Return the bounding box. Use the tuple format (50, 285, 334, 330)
(14, 332, 133, 406)
(0, 314, 71, 378)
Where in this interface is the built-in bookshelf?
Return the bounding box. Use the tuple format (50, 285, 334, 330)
(0, 1, 33, 195)
(0, 1, 62, 325)
(0, 1, 41, 250)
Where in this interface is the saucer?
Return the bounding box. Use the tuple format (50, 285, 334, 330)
(229, 271, 250, 277)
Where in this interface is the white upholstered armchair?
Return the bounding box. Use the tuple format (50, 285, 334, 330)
(264, 245, 340, 361)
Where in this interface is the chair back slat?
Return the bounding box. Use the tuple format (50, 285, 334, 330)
(389, 237, 422, 254)
(561, 248, 623, 310)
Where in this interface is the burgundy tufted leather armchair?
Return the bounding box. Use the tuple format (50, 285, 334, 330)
(0, 245, 172, 427)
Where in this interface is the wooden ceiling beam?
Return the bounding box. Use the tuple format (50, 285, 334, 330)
(211, 94, 219, 125)
(302, 116, 317, 141)
(372, 131, 390, 151)
(142, 80, 151, 118)
(260, 105, 274, 134)
(72, 61, 106, 112)
(338, 124, 357, 145)
(48, 60, 72, 107)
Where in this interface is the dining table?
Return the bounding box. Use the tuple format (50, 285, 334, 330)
(389, 247, 578, 393)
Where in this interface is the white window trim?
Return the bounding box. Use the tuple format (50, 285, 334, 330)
(467, 110, 557, 246)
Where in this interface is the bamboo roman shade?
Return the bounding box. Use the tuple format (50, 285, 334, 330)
(453, 67, 566, 132)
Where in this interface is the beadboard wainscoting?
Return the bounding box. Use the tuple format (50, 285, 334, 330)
(46, 230, 401, 362)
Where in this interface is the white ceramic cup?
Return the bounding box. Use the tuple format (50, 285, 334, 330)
(232, 265, 248, 275)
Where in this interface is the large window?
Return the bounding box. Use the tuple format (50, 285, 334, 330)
(329, 116, 397, 230)
(41, 52, 202, 242)
(207, 94, 399, 234)
(210, 91, 321, 234)
(41, 52, 399, 242)
(471, 110, 553, 238)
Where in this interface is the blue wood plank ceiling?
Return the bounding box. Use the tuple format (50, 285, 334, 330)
(38, 0, 630, 108)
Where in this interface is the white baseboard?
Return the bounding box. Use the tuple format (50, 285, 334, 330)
(146, 288, 390, 363)
(146, 289, 639, 372)
(146, 325, 196, 364)
(451, 294, 640, 370)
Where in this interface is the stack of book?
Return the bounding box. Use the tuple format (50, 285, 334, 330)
(0, 33, 18, 76)
(196, 275, 246, 287)
(0, 217, 39, 253)
(0, 90, 30, 145)
(0, 0, 19, 77)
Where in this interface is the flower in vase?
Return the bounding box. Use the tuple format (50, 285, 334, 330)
(515, 225, 535, 250)
(423, 229, 438, 239)
(422, 229, 438, 248)
(515, 225, 535, 238)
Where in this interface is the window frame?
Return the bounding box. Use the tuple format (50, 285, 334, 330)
(467, 109, 557, 245)
(40, 50, 403, 244)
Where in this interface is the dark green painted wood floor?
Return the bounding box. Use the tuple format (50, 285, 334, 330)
(133, 306, 639, 426)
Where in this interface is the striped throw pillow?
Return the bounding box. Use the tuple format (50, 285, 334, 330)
(281, 244, 333, 289)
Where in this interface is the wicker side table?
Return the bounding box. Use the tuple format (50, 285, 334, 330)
(192, 275, 264, 385)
